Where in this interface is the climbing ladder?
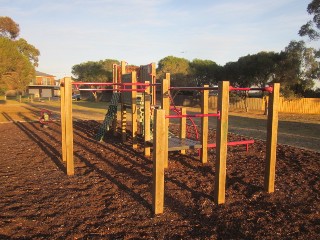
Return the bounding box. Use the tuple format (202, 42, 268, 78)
(95, 92, 121, 141)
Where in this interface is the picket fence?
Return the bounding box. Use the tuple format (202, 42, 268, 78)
(174, 96, 320, 114)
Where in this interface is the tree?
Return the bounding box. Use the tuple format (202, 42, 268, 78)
(190, 59, 220, 86)
(0, 37, 35, 93)
(299, 0, 320, 40)
(274, 40, 320, 97)
(15, 38, 40, 67)
(0, 16, 19, 39)
(157, 56, 193, 87)
(0, 16, 39, 94)
(72, 59, 120, 102)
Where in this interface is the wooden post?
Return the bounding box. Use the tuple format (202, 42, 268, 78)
(121, 61, 126, 74)
(151, 63, 157, 105)
(214, 81, 229, 204)
(60, 79, 67, 163)
(112, 64, 118, 92)
(264, 83, 280, 192)
(64, 77, 74, 176)
(161, 75, 170, 168)
(201, 85, 209, 163)
(144, 81, 151, 156)
(131, 71, 137, 149)
(19, 95, 21, 103)
(121, 104, 127, 142)
(152, 109, 165, 214)
(180, 107, 186, 154)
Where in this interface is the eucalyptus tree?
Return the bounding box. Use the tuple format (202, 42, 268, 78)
(299, 0, 320, 40)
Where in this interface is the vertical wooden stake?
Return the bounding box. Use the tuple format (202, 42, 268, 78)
(201, 85, 209, 163)
(121, 61, 126, 74)
(180, 107, 186, 155)
(144, 81, 151, 157)
(152, 109, 165, 214)
(161, 75, 170, 168)
(264, 83, 280, 192)
(60, 79, 67, 163)
(121, 104, 127, 142)
(131, 71, 137, 149)
(214, 81, 229, 204)
(64, 77, 74, 176)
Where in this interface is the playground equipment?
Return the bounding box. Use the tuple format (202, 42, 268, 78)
(59, 61, 280, 216)
(39, 109, 52, 127)
(152, 80, 280, 214)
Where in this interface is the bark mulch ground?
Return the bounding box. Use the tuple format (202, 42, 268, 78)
(0, 120, 319, 239)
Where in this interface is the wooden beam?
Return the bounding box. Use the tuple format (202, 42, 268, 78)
(144, 81, 151, 157)
(201, 85, 209, 163)
(60, 79, 66, 163)
(121, 104, 127, 142)
(161, 75, 170, 168)
(264, 83, 280, 192)
(131, 71, 137, 149)
(180, 107, 186, 155)
(214, 81, 229, 204)
(64, 77, 74, 176)
(152, 109, 165, 214)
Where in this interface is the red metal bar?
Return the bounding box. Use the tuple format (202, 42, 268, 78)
(78, 88, 147, 92)
(166, 113, 220, 118)
(229, 86, 273, 92)
(207, 140, 254, 151)
(170, 86, 218, 91)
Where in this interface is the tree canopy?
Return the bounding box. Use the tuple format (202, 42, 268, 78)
(299, 0, 320, 40)
(0, 16, 40, 94)
(0, 37, 35, 93)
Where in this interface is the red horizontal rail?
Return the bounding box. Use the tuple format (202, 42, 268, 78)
(170, 87, 218, 91)
(166, 113, 220, 119)
(208, 140, 254, 151)
(77, 88, 147, 92)
(229, 86, 273, 92)
(169, 86, 273, 92)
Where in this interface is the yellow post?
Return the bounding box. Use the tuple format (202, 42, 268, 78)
(64, 77, 74, 176)
(214, 81, 229, 204)
(180, 107, 186, 155)
(60, 79, 66, 163)
(112, 64, 118, 92)
(131, 71, 138, 149)
(151, 63, 157, 105)
(152, 109, 165, 214)
(264, 83, 280, 192)
(144, 81, 151, 156)
(121, 61, 126, 74)
(201, 85, 209, 163)
(161, 75, 170, 168)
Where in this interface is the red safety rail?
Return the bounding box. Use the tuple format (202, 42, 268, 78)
(166, 113, 220, 119)
(229, 86, 273, 92)
(208, 139, 255, 152)
(169, 86, 273, 92)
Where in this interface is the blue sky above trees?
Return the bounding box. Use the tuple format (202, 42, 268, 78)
(0, 0, 316, 79)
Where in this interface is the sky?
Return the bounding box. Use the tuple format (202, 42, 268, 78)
(0, 0, 317, 79)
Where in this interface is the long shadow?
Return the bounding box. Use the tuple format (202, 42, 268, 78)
(1, 112, 66, 173)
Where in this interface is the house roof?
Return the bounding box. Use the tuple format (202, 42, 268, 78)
(36, 71, 56, 77)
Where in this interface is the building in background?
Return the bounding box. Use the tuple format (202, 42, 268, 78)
(27, 71, 60, 97)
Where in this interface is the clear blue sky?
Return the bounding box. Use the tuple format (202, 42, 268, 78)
(0, 0, 315, 79)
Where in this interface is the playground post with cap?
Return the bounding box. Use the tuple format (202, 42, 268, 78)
(144, 81, 151, 156)
(201, 85, 209, 163)
(264, 83, 280, 192)
(161, 75, 170, 168)
(214, 81, 229, 204)
(62, 77, 74, 176)
(152, 109, 165, 214)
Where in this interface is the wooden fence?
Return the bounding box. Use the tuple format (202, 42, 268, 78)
(173, 95, 320, 114)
